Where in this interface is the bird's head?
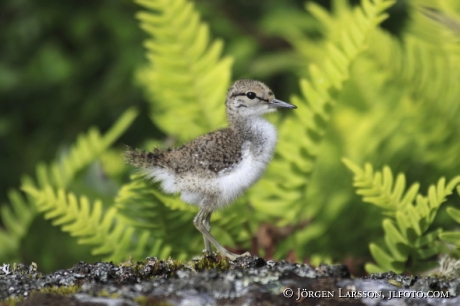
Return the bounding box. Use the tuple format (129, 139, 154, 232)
(226, 79, 296, 118)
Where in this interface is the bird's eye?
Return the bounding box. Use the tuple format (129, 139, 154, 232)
(246, 92, 256, 99)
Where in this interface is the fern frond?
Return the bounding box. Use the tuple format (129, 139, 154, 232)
(368, 242, 405, 273)
(38, 107, 138, 190)
(249, 0, 395, 232)
(343, 159, 419, 212)
(135, 0, 232, 141)
(115, 174, 195, 229)
(440, 182, 460, 250)
(346, 161, 460, 273)
(1, 109, 137, 263)
(22, 185, 143, 261)
(10, 108, 138, 262)
(24, 180, 180, 262)
(0, 186, 36, 262)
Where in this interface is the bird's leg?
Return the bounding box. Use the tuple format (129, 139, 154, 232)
(203, 211, 212, 254)
(193, 207, 246, 261)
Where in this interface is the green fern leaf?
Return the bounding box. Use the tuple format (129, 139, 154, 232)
(439, 182, 460, 249)
(440, 232, 460, 247)
(406, 205, 423, 236)
(414, 246, 441, 260)
(135, 0, 232, 141)
(382, 219, 409, 261)
(365, 263, 386, 274)
(115, 175, 195, 230)
(446, 207, 460, 224)
(343, 159, 418, 212)
(414, 228, 442, 248)
(369, 243, 401, 272)
(395, 210, 417, 243)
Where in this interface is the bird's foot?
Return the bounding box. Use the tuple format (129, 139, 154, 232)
(220, 250, 252, 261)
(201, 249, 217, 257)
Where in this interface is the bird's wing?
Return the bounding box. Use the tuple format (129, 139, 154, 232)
(170, 128, 244, 174)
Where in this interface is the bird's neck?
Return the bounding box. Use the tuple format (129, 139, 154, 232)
(226, 106, 264, 128)
(228, 112, 275, 141)
(227, 112, 259, 131)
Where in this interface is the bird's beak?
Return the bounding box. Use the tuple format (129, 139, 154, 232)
(269, 99, 297, 109)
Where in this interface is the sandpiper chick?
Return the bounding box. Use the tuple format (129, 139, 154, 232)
(124, 79, 296, 260)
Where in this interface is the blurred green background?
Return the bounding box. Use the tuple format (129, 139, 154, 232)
(0, 0, 411, 272)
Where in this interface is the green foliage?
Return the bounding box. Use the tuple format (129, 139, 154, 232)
(0, 108, 137, 265)
(271, 0, 460, 269)
(0, 189, 36, 262)
(119, 0, 252, 259)
(114, 175, 198, 259)
(114, 175, 251, 260)
(342, 160, 420, 215)
(3, 0, 460, 275)
(22, 182, 173, 262)
(127, 0, 398, 262)
(362, 2, 460, 173)
(0, 0, 148, 200)
(135, 0, 233, 140)
(440, 187, 460, 253)
(344, 159, 460, 273)
(250, 0, 395, 260)
(251, 1, 394, 222)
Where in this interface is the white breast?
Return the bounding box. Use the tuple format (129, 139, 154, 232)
(216, 118, 278, 208)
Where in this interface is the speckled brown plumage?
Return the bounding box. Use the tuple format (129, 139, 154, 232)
(125, 128, 243, 175)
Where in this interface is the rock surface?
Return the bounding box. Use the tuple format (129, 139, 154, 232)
(1, 255, 459, 305)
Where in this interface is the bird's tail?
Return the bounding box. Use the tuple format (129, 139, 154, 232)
(123, 146, 163, 169)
